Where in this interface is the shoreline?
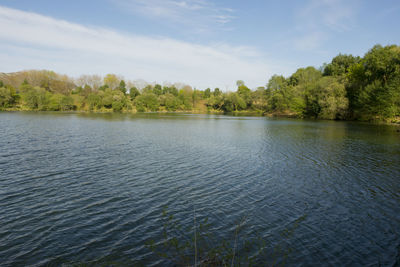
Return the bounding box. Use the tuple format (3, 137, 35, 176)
(2, 109, 399, 126)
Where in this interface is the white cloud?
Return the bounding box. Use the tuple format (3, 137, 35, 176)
(0, 6, 270, 90)
(112, 0, 235, 31)
(303, 0, 356, 31)
(293, 32, 327, 51)
(293, 0, 358, 51)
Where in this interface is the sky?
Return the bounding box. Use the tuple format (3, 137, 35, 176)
(0, 0, 399, 90)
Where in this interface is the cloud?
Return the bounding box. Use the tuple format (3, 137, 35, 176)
(112, 0, 235, 31)
(292, 0, 358, 51)
(0, 6, 270, 90)
(293, 32, 327, 51)
(303, 0, 356, 31)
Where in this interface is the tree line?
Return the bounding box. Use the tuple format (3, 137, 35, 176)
(0, 44, 399, 121)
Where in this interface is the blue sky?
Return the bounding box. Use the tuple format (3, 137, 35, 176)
(0, 0, 399, 90)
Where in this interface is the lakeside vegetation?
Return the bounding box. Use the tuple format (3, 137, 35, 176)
(1, 44, 399, 122)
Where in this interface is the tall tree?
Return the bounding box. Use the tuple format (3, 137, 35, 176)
(119, 80, 127, 95)
(103, 74, 120, 90)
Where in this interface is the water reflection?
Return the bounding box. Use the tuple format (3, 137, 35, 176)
(0, 112, 399, 266)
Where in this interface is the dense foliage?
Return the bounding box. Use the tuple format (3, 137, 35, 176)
(1, 44, 399, 121)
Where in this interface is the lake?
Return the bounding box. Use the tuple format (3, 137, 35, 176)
(0, 112, 399, 266)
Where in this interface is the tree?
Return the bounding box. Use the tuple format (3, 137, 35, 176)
(0, 85, 18, 108)
(236, 80, 245, 87)
(76, 74, 102, 90)
(48, 94, 64, 111)
(204, 88, 211, 98)
(48, 94, 75, 111)
(22, 87, 51, 110)
(178, 86, 193, 110)
(267, 75, 290, 112)
(267, 75, 287, 92)
(289, 67, 322, 86)
(134, 93, 160, 111)
(207, 95, 224, 110)
(129, 87, 140, 100)
(112, 92, 127, 112)
(363, 44, 400, 85)
(231, 93, 247, 111)
(251, 87, 268, 111)
(192, 89, 200, 107)
(102, 88, 114, 108)
(48, 75, 75, 94)
(312, 77, 349, 119)
(118, 80, 127, 95)
(142, 85, 154, 94)
(222, 93, 246, 112)
(83, 85, 92, 96)
(347, 44, 400, 119)
(87, 93, 102, 110)
(153, 84, 162, 96)
(99, 84, 109, 91)
(213, 88, 221, 97)
(163, 86, 178, 96)
(323, 54, 360, 76)
(346, 62, 367, 115)
(236, 81, 251, 107)
(103, 74, 120, 89)
(160, 93, 181, 111)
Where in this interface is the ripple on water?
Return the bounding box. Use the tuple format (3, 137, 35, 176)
(0, 113, 399, 266)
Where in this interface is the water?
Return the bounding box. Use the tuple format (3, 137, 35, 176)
(0, 112, 399, 266)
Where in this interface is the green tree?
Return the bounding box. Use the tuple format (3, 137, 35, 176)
(112, 91, 127, 112)
(213, 88, 221, 97)
(222, 93, 246, 112)
(163, 86, 179, 96)
(236, 80, 245, 87)
(289, 67, 322, 86)
(102, 89, 113, 108)
(19, 80, 33, 94)
(363, 44, 400, 85)
(178, 86, 193, 110)
(323, 54, 360, 76)
(47, 94, 75, 111)
(237, 81, 251, 107)
(81, 85, 92, 96)
(311, 77, 349, 119)
(60, 95, 75, 110)
(129, 87, 140, 100)
(48, 94, 64, 111)
(153, 84, 163, 96)
(22, 87, 51, 110)
(99, 84, 109, 91)
(118, 80, 127, 95)
(87, 93, 102, 110)
(104, 74, 120, 89)
(347, 44, 400, 120)
(267, 75, 290, 112)
(207, 95, 224, 110)
(204, 88, 211, 98)
(251, 87, 268, 111)
(134, 93, 160, 111)
(160, 93, 181, 111)
(346, 62, 367, 115)
(0, 86, 18, 108)
(142, 85, 154, 94)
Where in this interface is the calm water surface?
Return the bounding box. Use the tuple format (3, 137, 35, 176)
(0, 112, 399, 266)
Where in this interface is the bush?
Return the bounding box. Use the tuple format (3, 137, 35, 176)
(134, 93, 160, 111)
(0, 86, 18, 108)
